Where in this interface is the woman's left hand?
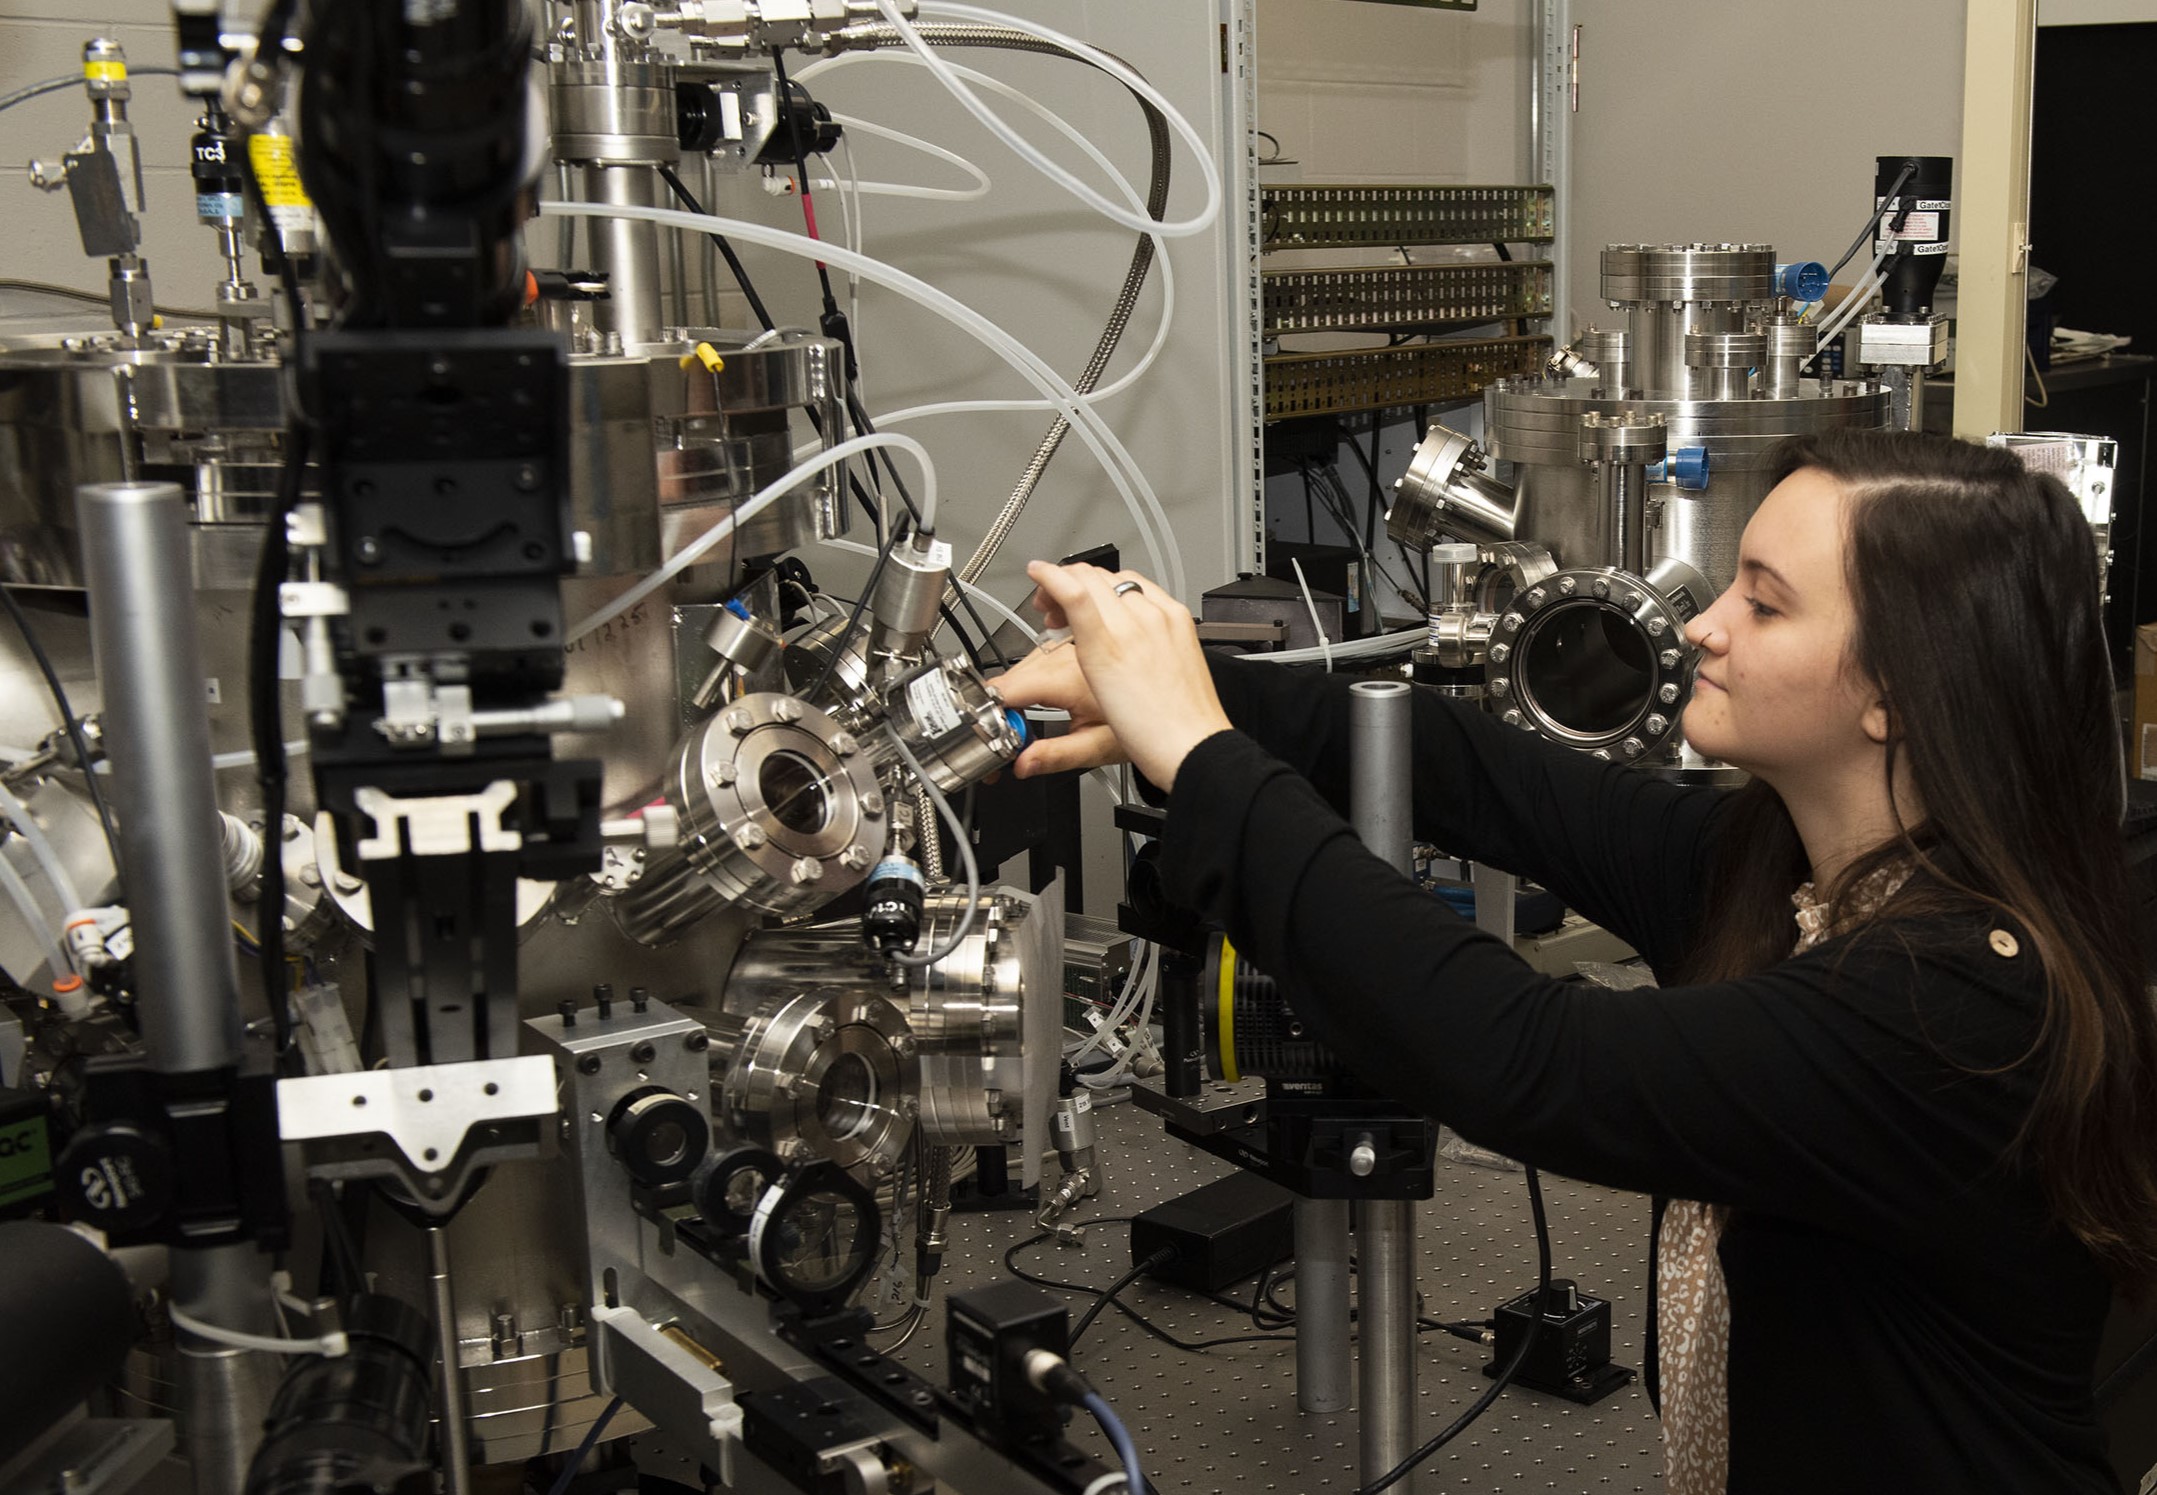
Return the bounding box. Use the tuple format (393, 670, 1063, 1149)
(999, 561, 1232, 793)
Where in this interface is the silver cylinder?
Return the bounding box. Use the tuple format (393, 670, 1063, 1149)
(77, 481, 241, 1075)
(1349, 681, 1412, 876)
(1355, 1198, 1418, 1493)
(171, 1243, 278, 1495)
(1586, 327, 1632, 398)
(583, 164, 667, 346)
(1763, 318, 1816, 400)
(1294, 1198, 1352, 1413)
(428, 1226, 475, 1495)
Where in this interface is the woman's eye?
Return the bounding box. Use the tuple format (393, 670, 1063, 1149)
(1745, 597, 1777, 619)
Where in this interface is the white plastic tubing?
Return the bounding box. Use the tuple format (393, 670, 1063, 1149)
(0, 779, 85, 923)
(540, 200, 1186, 598)
(795, 52, 1176, 422)
(880, 0, 1222, 241)
(566, 432, 935, 644)
(814, 112, 990, 202)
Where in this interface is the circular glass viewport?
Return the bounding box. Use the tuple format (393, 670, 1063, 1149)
(1518, 601, 1654, 740)
(759, 749, 832, 836)
(815, 1050, 880, 1141)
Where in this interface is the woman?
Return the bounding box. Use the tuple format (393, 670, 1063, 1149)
(994, 429, 2157, 1494)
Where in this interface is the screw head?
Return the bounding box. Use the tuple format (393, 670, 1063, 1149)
(1659, 682, 1681, 704)
(1557, 576, 1578, 595)
(1622, 736, 1645, 757)
(1660, 649, 1683, 669)
(297, 864, 322, 888)
(725, 708, 754, 737)
(630, 1041, 656, 1064)
(839, 844, 871, 872)
(576, 1054, 602, 1076)
(862, 791, 885, 818)
(707, 760, 738, 789)
(830, 732, 857, 757)
(772, 699, 802, 724)
(1489, 678, 1510, 697)
(1489, 643, 1510, 664)
(1646, 616, 1668, 636)
(894, 1034, 917, 1058)
(1592, 577, 1612, 598)
(1501, 613, 1523, 634)
(736, 823, 768, 850)
(685, 1030, 709, 1052)
(1525, 587, 1547, 607)
(1501, 708, 1523, 727)
(790, 857, 824, 885)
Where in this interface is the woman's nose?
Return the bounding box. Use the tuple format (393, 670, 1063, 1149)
(1685, 595, 1732, 651)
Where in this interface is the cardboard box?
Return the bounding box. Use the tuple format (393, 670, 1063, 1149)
(2137, 623, 2157, 780)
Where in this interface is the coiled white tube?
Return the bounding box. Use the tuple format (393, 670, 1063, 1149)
(539, 200, 1185, 597)
(881, 0, 1222, 240)
(567, 433, 936, 644)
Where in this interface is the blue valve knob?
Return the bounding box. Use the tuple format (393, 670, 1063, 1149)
(1648, 446, 1710, 490)
(1775, 261, 1828, 303)
(1005, 709, 1030, 745)
(724, 598, 751, 620)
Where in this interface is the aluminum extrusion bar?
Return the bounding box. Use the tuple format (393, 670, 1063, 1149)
(1264, 336, 1551, 422)
(1262, 261, 1552, 336)
(1261, 184, 1554, 250)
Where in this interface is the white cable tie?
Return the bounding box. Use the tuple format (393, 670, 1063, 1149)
(169, 1304, 349, 1357)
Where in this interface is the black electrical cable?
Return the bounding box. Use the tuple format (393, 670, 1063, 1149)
(1070, 1247, 1173, 1346)
(654, 163, 777, 333)
(1354, 1166, 1554, 1495)
(1005, 1228, 1293, 1354)
(0, 588, 124, 885)
(1825, 161, 1916, 283)
(769, 47, 841, 317)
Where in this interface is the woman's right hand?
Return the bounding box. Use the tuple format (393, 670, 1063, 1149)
(990, 636, 1129, 778)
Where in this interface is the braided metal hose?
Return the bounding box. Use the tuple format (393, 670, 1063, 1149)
(834, 24, 1172, 590)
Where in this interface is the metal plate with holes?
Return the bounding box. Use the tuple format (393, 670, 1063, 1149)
(277, 1055, 556, 1210)
(1265, 337, 1552, 422)
(1261, 184, 1554, 251)
(875, 1097, 1664, 1493)
(1263, 262, 1553, 337)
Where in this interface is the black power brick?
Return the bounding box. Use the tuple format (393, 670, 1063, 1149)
(1130, 1172, 1295, 1293)
(1484, 1278, 1635, 1404)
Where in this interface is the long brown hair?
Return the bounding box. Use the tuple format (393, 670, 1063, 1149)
(1683, 428, 2157, 1289)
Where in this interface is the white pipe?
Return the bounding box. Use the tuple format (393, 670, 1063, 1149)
(796, 51, 1176, 413)
(1813, 269, 1884, 355)
(877, 0, 1222, 240)
(570, 433, 935, 644)
(812, 112, 991, 201)
(0, 851, 67, 982)
(1290, 558, 1334, 673)
(0, 779, 86, 920)
(541, 200, 1185, 597)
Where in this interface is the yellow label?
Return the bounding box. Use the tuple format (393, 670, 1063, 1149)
(247, 135, 313, 209)
(83, 59, 127, 82)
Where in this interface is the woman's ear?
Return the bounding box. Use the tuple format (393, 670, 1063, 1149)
(1861, 694, 1893, 746)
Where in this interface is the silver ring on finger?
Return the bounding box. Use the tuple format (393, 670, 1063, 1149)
(1112, 580, 1143, 597)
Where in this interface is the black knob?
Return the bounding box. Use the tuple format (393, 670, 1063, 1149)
(56, 1122, 173, 1234)
(606, 1089, 709, 1187)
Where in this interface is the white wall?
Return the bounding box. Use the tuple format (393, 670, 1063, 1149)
(1563, 0, 1966, 335)
(2040, 0, 2157, 21)
(0, 0, 229, 310)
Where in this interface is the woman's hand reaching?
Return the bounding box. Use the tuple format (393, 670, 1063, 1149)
(991, 562, 1232, 792)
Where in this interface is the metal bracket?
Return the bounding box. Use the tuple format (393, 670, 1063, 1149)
(354, 781, 523, 860)
(591, 1306, 742, 1485)
(277, 1054, 557, 1212)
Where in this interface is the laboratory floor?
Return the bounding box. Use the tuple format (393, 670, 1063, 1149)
(888, 1093, 1666, 1493)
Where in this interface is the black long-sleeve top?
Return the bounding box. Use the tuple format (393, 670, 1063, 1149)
(1156, 654, 2118, 1493)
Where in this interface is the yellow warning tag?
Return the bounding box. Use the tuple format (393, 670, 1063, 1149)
(247, 134, 313, 209)
(83, 60, 127, 83)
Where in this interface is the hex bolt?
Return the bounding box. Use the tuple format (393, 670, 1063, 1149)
(1489, 678, 1511, 698)
(862, 792, 885, 818)
(1646, 616, 1668, 636)
(1501, 613, 1523, 633)
(576, 1054, 602, 1076)
(1525, 587, 1547, 607)
(1622, 736, 1645, 757)
(1489, 643, 1511, 664)
(1646, 714, 1669, 735)
(1501, 708, 1524, 727)
(630, 1040, 656, 1064)
(790, 857, 824, 885)
(1660, 649, 1683, 669)
(1592, 577, 1612, 598)
(838, 844, 871, 872)
(737, 823, 769, 850)
(709, 761, 738, 788)
(830, 732, 857, 758)
(772, 699, 802, 724)
(725, 708, 754, 737)
(1659, 682, 1681, 704)
(1557, 576, 1578, 595)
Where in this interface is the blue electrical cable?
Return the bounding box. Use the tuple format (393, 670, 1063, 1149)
(544, 1395, 623, 1495)
(1081, 1390, 1144, 1493)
